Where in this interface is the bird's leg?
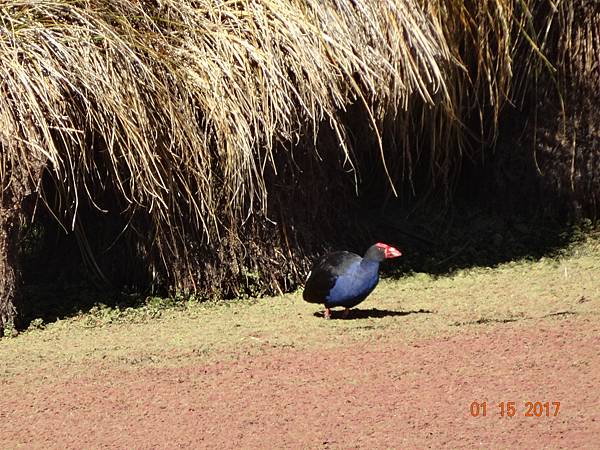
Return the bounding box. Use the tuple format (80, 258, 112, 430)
(342, 308, 350, 319)
(324, 308, 332, 319)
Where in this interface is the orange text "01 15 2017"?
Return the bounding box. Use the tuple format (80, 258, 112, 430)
(470, 401, 561, 417)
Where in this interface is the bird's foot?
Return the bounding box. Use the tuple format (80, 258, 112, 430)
(342, 308, 350, 319)
(324, 308, 332, 320)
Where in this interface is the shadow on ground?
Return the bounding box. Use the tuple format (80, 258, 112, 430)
(313, 308, 434, 320)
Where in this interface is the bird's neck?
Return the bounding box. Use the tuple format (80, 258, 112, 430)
(360, 258, 380, 273)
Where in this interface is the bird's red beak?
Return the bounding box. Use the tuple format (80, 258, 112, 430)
(384, 245, 402, 259)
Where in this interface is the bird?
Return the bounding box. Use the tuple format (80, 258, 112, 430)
(303, 242, 402, 319)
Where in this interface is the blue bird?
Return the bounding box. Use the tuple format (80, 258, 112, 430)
(303, 243, 402, 319)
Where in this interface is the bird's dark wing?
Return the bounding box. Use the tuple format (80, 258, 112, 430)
(303, 251, 361, 303)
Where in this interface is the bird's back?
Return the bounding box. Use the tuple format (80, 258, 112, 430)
(324, 258, 380, 308)
(303, 250, 381, 308)
(303, 251, 361, 304)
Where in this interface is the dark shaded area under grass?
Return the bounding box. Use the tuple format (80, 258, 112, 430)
(361, 203, 595, 279)
(17, 198, 595, 330)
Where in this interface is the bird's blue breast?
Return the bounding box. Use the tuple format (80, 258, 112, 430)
(325, 260, 380, 307)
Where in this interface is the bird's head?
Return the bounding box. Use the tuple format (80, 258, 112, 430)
(376, 242, 402, 259)
(366, 242, 402, 261)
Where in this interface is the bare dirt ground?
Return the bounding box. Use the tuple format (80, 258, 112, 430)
(1, 240, 599, 448)
(1, 315, 599, 449)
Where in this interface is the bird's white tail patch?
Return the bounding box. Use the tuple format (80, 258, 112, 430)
(304, 270, 312, 283)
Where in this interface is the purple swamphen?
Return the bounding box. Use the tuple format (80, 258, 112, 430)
(303, 242, 402, 319)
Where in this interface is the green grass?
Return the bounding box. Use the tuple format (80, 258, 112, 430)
(1, 236, 599, 381)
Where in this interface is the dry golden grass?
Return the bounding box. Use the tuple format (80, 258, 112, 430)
(0, 0, 460, 296)
(0, 0, 451, 231)
(1, 0, 595, 310)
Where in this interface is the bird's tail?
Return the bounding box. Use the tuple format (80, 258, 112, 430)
(302, 289, 323, 304)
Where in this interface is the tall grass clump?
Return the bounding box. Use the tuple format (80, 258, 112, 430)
(0, 0, 456, 329)
(523, 0, 600, 219)
(465, 0, 600, 220)
(1, 0, 597, 331)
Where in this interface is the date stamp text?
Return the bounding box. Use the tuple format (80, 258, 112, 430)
(470, 401, 561, 418)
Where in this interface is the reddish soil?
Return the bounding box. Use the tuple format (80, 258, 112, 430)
(1, 316, 599, 449)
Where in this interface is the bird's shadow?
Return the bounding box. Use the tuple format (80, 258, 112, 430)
(312, 308, 434, 320)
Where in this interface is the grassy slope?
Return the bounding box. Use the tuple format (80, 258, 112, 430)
(1, 236, 599, 380)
